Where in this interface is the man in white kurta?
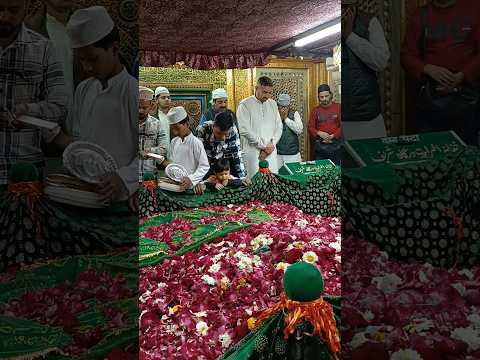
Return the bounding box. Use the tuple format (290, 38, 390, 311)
(45, 0, 74, 113)
(155, 86, 172, 148)
(237, 76, 283, 177)
(66, 6, 138, 201)
(166, 107, 210, 191)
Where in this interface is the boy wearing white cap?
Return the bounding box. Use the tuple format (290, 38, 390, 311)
(161, 107, 209, 194)
(66, 6, 137, 201)
(138, 86, 168, 182)
(199, 88, 238, 132)
(154, 86, 171, 147)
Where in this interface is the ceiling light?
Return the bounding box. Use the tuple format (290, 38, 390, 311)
(295, 22, 341, 47)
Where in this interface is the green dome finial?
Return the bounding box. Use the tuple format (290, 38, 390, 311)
(283, 262, 324, 302)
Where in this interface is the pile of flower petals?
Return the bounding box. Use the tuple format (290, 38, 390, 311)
(342, 236, 480, 360)
(2, 270, 133, 356)
(139, 202, 341, 360)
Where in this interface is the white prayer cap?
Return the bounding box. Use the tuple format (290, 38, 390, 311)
(139, 86, 154, 101)
(155, 86, 170, 97)
(67, 6, 115, 49)
(277, 94, 291, 107)
(212, 88, 228, 100)
(167, 106, 188, 125)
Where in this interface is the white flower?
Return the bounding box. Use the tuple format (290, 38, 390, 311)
(193, 311, 208, 318)
(234, 251, 246, 259)
(372, 273, 403, 293)
(452, 283, 467, 296)
(251, 234, 273, 251)
(286, 241, 304, 251)
(245, 308, 253, 316)
(238, 256, 253, 272)
(468, 313, 480, 328)
(212, 254, 224, 263)
(201, 274, 216, 286)
(330, 241, 341, 252)
(459, 269, 475, 280)
(227, 204, 234, 208)
(390, 349, 423, 360)
(295, 219, 308, 228)
(275, 262, 290, 272)
(363, 310, 375, 321)
(219, 333, 232, 348)
(291, 235, 297, 240)
(349, 332, 368, 349)
(404, 318, 434, 334)
(302, 251, 319, 264)
(239, 243, 246, 249)
(139, 290, 151, 304)
(418, 270, 428, 283)
(196, 321, 209, 336)
(252, 255, 262, 267)
(208, 263, 221, 273)
(165, 324, 179, 334)
(157, 282, 167, 288)
(335, 255, 341, 263)
(451, 326, 480, 351)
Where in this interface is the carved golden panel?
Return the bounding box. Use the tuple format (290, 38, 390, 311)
(139, 67, 227, 89)
(230, 69, 254, 112)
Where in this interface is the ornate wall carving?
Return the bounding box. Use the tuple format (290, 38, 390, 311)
(139, 67, 227, 90)
(170, 94, 208, 130)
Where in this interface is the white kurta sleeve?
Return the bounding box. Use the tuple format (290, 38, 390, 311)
(116, 81, 140, 197)
(65, 82, 85, 139)
(285, 111, 304, 135)
(187, 139, 210, 186)
(272, 105, 283, 145)
(345, 17, 390, 72)
(237, 102, 268, 149)
(117, 157, 139, 196)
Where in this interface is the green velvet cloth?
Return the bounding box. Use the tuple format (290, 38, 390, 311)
(0, 252, 137, 359)
(139, 207, 272, 267)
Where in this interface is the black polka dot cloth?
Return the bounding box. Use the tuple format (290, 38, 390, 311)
(343, 148, 480, 267)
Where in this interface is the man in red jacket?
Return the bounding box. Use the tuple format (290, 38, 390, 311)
(401, 0, 480, 145)
(308, 84, 342, 164)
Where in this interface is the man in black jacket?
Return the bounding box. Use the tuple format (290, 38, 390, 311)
(341, 0, 390, 139)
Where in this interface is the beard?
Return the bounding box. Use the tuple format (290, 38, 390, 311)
(139, 113, 148, 122)
(0, 22, 21, 39)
